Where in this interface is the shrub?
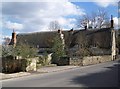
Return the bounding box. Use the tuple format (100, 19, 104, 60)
(52, 34, 66, 64)
(2, 56, 28, 73)
(2, 44, 37, 59)
(2, 55, 21, 73)
(20, 59, 27, 72)
(37, 53, 48, 67)
(2, 44, 37, 73)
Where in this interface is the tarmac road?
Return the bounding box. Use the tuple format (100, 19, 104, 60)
(2, 60, 119, 87)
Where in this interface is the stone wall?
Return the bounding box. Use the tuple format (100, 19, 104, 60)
(46, 53, 52, 65)
(57, 57, 69, 66)
(26, 57, 39, 72)
(82, 55, 112, 66)
(69, 58, 83, 66)
(22, 54, 53, 72)
(57, 55, 113, 66)
(57, 57, 83, 66)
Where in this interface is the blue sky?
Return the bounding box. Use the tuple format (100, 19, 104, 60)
(72, 2, 118, 17)
(1, 1, 119, 43)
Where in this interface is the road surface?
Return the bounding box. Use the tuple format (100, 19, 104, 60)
(2, 60, 119, 87)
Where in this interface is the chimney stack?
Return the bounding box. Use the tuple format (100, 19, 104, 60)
(85, 25, 87, 30)
(111, 15, 114, 28)
(12, 29, 16, 47)
(58, 29, 62, 34)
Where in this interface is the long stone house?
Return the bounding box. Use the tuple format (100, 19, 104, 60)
(9, 16, 117, 60)
(16, 28, 111, 53)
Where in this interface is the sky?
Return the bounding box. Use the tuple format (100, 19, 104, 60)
(1, 0, 120, 44)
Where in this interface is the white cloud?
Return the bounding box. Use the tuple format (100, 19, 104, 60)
(2, 2, 85, 33)
(118, 8, 120, 14)
(113, 17, 119, 29)
(119, 18, 120, 28)
(3, 21, 24, 30)
(2, 0, 68, 2)
(93, 0, 118, 7)
(0, 35, 2, 45)
(55, 17, 77, 29)
(2, 35, 12, 39)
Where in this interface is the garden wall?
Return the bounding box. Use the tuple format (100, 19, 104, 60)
(57, 55, 113, 66)
(82, 55, 112, 66)
(57, 57, 83, 66)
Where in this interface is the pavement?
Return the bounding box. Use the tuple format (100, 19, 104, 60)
(2, 60, 119, 87)
(1, 66, 78, 80)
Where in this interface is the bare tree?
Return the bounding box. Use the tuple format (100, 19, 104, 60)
(77, 14, 91, 28)
(49, 20, 61, 31)
(91, 11, 98, 28)
(77, 9, 110, 29)
(2, 37, 11, 46)
(77, 33, 91, 56)
(96, 9, 109, 28)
